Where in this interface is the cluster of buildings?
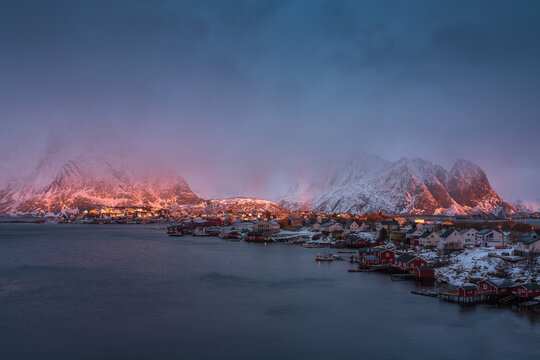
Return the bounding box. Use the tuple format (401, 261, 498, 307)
(405, 227, 508, 251)
(356, 248, 434, 279)
(440, 279, 540, 303)
(61, 206, 540, 259)
(403, 226, 540, 257)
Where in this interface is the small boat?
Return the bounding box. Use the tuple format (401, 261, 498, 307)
(315, 253, 334, 262)
(166, 226, 184, 237)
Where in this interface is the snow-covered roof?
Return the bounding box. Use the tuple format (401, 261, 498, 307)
(517, 236, 540, 245)
(485, 279, 516, 289)
(520, 283, 540, 290)
(440, 229, 455, 239)
(476, 228, 494, 235)
(395, 254, 418, 263)
(459, 284, 478, 290)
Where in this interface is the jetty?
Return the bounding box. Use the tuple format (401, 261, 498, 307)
(391, 273, 415, 281)
(411, 289, 439, 297)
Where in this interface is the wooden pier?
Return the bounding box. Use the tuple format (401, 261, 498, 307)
(439, 292, 492, 304)
(411, 289, 439, 297)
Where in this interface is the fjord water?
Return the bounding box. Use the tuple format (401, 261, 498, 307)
(1, 225, 539, 360)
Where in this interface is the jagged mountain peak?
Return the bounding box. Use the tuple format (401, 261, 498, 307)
(278, 154, 513, 216)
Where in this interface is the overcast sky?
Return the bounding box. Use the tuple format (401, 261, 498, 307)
(1, 0, 539, 204)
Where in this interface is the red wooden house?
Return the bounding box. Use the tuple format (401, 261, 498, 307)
(373, 249, 395, 264)
(246, 231, 267, 242)
(457, 285, 478, 297)
(513, 283, 540, 298)
(345, 235, 368, 248)
(477, 279, 515, 295)
(413, 266, 435, 279)
(358, 247, 374, 256)
(359, 255, 382, 267)
(393, 254, 427, 271)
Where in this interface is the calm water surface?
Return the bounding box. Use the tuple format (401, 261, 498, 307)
(1, 224, 539, 360)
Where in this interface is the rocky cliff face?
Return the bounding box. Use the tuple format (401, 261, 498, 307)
(279, 155, 515, 216)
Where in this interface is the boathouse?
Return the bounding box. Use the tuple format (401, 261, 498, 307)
(439, 284, 494, 303)
(393, 254, 427, 271)
(458, 285, 478, 297)
(513, 283, 540, 298)
(477, 279, 516, 296)
(372, 249, 395, 264)
(345, 235, 368, 248)
(359, 255, 381, 267)
(413, 266, 435, 279)
(246, 231, 267, 242)
(358, 247, 374, 256)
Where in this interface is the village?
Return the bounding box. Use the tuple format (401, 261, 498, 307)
(55, 205, 540, 310)
(164, 212, 540, 309)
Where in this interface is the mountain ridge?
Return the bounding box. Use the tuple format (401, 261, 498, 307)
(0, 128, 202, 215)
(278, 155, 516, 216)
(0, 134, 519, 217)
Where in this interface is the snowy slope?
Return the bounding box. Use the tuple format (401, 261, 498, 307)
(204, 197, 289, 216)
(278, 155, 515, 216)
(169, 197, 290, 216)
(0, 127, 201, 214)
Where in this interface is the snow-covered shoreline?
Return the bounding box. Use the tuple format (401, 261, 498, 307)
(415, 247, 539, 286)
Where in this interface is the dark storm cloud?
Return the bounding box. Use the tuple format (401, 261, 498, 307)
(0, 0, 539, 203)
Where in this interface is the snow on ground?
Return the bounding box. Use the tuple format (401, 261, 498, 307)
(432, 247, 539, 286)
(271, 228, 313, 240)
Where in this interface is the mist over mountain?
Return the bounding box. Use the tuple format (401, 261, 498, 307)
(0, 126, 201, 215)
(278, 154, 516, 216)
(0, 125, 526, 216)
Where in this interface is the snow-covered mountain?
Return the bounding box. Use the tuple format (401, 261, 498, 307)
(0, 126, 519, 217)
(278, 154, 515, 216)
(203, 197, 289, 216)
(0, 127, 202, 215)
(514, 200, 540, 214)
(176, 197, 290, 216)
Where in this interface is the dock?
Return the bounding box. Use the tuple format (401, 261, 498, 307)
(391, 273, 415, 281)
(348, 268, 374, 272)
(411, 289, 439, 297)
(439, 292, 491, 304)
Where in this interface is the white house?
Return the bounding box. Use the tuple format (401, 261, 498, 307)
(347, 221, 361, 232)
(320, 221, 343, 233)
(475, 229, 505, 247)
(419, 231, 440, 247)
(438, 229, 464, 251)
(380, 220, 399, 231)
(232, 221, 253, 232)
(253, 220, 280, 234)
(460, 228, 478, 247)
(515, 230, 540, 256)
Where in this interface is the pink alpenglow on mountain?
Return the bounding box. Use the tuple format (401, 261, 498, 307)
(0, 129, 201, 215)
(279, 155, 515, 216)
